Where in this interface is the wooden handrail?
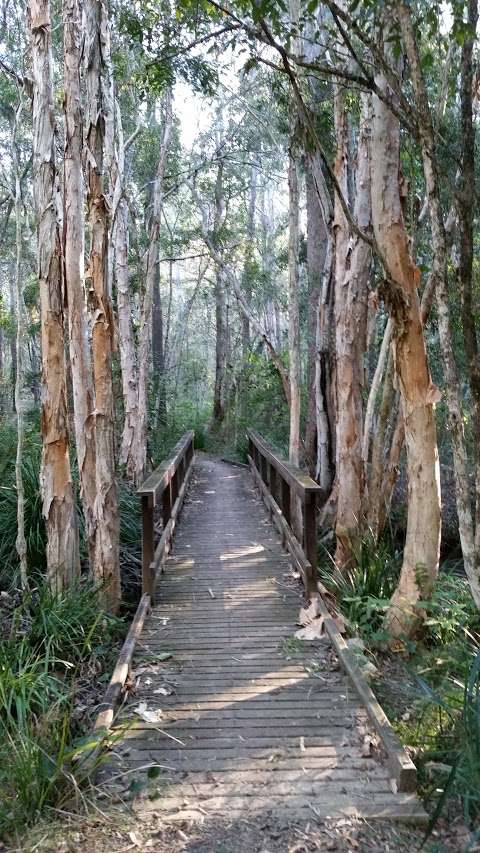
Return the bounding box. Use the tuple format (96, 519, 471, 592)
(138, 430, 194, 505)
(137, 430, 195, 600)
(247, 429, 323, 497)
(247, 428, 322, 595)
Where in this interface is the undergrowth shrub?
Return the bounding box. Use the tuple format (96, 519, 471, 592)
(0, 579, 122, 841)
(318, 533, 402, 644)
(323, 533, 480, 829)
(0, 425, 45, 587)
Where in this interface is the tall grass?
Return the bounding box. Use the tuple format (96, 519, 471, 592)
(0, 424, 45, 587)
(0, 579, 122, 841)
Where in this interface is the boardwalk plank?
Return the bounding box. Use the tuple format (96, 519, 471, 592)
(105, 457, 427, 824)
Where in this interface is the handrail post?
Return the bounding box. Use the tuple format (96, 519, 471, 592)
(304, 492, 318, 593)
(141, 495, 154, 597)
(269, 462, 277, 504)
(281, 479, 291, 526)
(162, 481, 172, 528)
(260, 451, 268, 485)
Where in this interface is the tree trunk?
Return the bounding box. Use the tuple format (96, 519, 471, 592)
(135, 87, 173, 481)
(212, 161, 228, 428)
(456, 0, 480, 598)
(12, 102, 28, 588)
(112, 102, 140, 480)
(371, 51, 441, 640)
(152, 259, 166, 426)
(288, 144, 303, 541)
(116, 198, 140, 479)
(29, 0, 79, 590)
(396, 0, 480, 608)
(288, 148, 301, 468)
(308, 151, 335, 494)
(333, 92, 372, 568)
(84, 0, 120, 612)
(305, 163, 326, 476)
(63, 0, 97, 569)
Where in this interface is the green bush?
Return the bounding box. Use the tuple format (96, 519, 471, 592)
(24, 581, 120, 666)
(0, 579, 120, 840)
(319, 532, 402, 644)
(417, 647, 480, 827)
(0, 426, 45, 587)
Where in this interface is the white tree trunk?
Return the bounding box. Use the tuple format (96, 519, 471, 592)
(333, 91, 372, 567)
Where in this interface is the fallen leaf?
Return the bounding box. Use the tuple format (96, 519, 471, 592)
(154, 686, 174, 696)
(295, 617, 325, 640)
(300, 736, 306, 753)
(133, 702, 163, 723)
(361, 735, 373, 757)
(298, 598, 321, 626)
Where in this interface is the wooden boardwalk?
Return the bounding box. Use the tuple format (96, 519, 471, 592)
(103, 456, 426, 823)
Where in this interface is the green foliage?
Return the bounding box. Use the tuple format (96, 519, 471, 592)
(224, 352, 289, 461)
(332, 547, 480, 828)
(416, 646, 480, 829)
(0, 579, 121, 840)
(421, 573, 480, 648)
(24, 582, 120, 667)
(0, 640, 64, 731)
(0, 424, 45, 587)
(319, 533, 402, 644)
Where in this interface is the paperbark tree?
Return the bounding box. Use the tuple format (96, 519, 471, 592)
(84, 0, 120, 611)
(113, 103, 140, 481)
(455, 0, 480, 601)
(63, 0, 97, 567)
(29, 0, 79, 590)
(135, 87, 173, 481)
(308, 151, 335, 494)
(211, 160, 229, 428)
(332, 90, 372, 568)
(396, 0, 480, 608)
(288, 146, 301, 471)
(305, 163, 325, 476)
(371, 46, 441, 639)
(12, 102, 28, 588)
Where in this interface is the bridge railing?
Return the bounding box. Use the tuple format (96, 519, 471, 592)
(246, 428, 323, 596)
(137, 430, 195, 601)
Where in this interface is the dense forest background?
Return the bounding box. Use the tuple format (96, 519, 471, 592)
(1, 0, 480, 844)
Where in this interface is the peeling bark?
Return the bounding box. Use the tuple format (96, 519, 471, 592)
(63, 0, 97, 570)
(371, 47, 441, 639)
(84, 0, 120, 611)
(305, 163, 326, 476)
(29, 0, 79, 589)
(288, 148, 301, 469)
(397, 0, 480, 608)
(135, 87, 173, 481)
(12, 104, 28, 588)
(308, 151, 335, 494)
(334, 92, 372, 568)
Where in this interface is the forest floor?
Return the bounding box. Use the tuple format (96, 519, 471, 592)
(12, 802, 471, 852)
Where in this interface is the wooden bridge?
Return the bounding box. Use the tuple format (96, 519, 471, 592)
(97, 432, 427, 825)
